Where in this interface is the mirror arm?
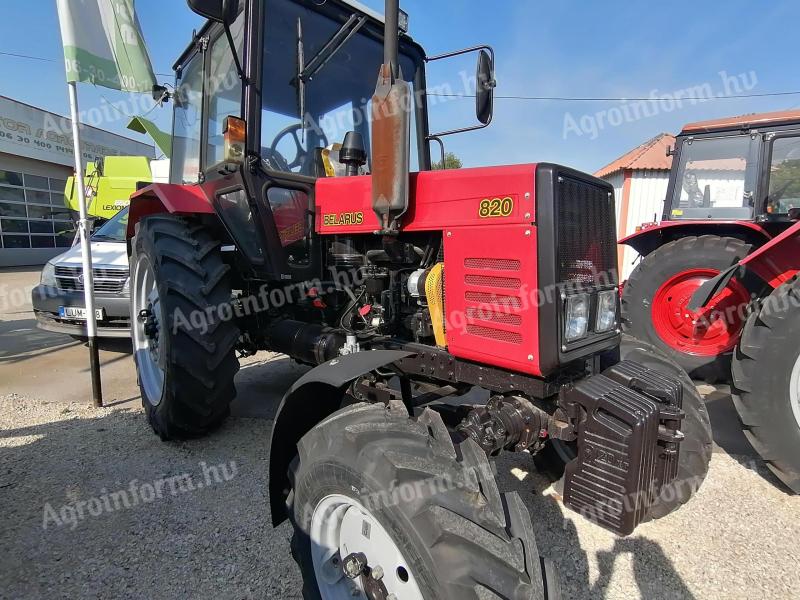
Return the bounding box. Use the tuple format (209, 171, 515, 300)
(425, 44, 494, 64)
(429, 136, 446, 169)
(427, 121, 490, 140)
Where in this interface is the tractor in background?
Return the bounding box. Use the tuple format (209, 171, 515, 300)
(689, 218, 800, 492)
(125, 0, 713, 596)
(620, 110, 800, 381)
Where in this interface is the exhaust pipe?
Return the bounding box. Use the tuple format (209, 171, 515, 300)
(370, 0, 411, 234)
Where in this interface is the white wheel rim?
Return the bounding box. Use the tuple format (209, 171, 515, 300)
(790, 351, 800, 431)
(310, 494, 424, 600)
(132, 253, 165, 405)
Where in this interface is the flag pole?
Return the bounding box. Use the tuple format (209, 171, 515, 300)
(67, 81, 103, 408)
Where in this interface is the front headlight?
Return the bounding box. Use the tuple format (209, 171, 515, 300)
(564, 293, 589, 342)
(41, 262, 56, 287)
(595, 289, 618, 333)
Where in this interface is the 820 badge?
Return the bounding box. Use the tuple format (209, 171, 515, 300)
(478, 196, 514, 218)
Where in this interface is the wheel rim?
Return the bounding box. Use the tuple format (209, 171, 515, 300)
(791, 351, 800, 432)
(132, 253, 165, 405)
(310, 494, 424, 600)
(651, 268, 751, 357)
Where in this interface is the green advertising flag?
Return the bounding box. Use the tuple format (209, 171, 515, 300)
(56, 0, 157, 93)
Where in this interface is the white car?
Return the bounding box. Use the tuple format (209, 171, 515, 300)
(32, 209, 131, 339)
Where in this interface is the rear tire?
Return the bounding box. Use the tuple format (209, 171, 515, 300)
(621, 235, 752, 382)
(130, 215, 240, 440)
(731, 276, 800, 493)
(289, 401, 559, 599)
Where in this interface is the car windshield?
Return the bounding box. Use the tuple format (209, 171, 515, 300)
(91, 208, 129, 243)
(260, 0, 422, 175)
(668, 134, 758, 220)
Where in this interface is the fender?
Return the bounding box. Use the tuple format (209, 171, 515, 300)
(268, 350, 413, 526)
(125, 183, 215, 240)
(619, 221, 773, 257)
(689, 220, 800, 310)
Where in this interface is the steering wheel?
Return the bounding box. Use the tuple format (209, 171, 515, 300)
(267, 123, 328, 172)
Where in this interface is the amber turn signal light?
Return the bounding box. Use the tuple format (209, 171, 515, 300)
(223, 116, 246, 163)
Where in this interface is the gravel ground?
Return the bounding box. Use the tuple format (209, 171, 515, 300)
(1, 384, 798, 600)
(1, 269, 799, 600)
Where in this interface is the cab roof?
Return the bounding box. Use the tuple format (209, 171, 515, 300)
(681, 109, 800, 135)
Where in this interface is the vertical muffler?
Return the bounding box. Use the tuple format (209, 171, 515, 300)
(371, 0, 411, 233)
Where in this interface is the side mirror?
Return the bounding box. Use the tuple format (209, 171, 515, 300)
(476, 50, 496, 126)
(187, 0, 236, 23)
(425, 45, 496, 140)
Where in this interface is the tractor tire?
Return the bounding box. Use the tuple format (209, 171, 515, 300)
(535, 335, 713, 522)
(288, 401, 560, 600)
(621, 235, 753, 382)
(731, 275, 800, 493)
(130, 215, 240, 440)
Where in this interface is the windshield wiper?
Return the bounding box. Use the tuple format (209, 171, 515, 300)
(91, 234, 122, 242)
(295, 13, 367, 137)
(300, 14, 367, 83)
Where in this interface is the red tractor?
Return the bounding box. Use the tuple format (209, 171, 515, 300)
(126, 0, 712, 596)
(620, 110, 800, 381)
(690, 219, 800, 492)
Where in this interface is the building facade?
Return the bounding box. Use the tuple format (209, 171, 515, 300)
(595, 133, 674, 281)
(0, 95, 154, 267)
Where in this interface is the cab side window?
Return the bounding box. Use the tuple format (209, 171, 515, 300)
(205, 13, 246, 167)
(766, 136, 800, 214)
(170, 53, 204, 184)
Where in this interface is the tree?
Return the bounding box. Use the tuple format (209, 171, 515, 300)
(433, 152, 463, 170)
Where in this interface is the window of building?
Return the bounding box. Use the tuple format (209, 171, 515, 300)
(0, 170, 76, 251)
(24, 174, 50, 190)
(0, 187, 25, 203)
(0, 170, 23, 187)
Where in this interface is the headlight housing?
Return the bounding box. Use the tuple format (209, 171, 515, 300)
(564, 293, 590, 342)
(595, 289, 618, 333)
(41, 262, 56, 287)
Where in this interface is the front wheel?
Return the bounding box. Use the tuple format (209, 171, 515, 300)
(130, 215, 240, 440)
(288, 401, 559, 599)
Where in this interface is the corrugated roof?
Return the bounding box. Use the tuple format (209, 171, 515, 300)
(595, 133, 675, 179)
(682, 109, 800, 134)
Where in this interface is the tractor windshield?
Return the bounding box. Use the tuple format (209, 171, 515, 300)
(260, 0, 422, 176)
(668, 134, 759, 220)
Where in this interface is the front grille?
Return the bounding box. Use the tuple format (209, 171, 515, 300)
(55, 266, 129, 295)
(556, 176, 617, 285)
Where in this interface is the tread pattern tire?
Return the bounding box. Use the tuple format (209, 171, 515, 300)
(621, 235, 752, 382)
(288, 401, 558, 599)
(731, 275, 800, 493)
(131, 215, 240, 440)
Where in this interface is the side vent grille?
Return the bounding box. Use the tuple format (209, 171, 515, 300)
(463, 257, 525, 346)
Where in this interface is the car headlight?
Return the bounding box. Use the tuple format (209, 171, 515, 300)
(564, 293, 589, 342)
(595, 289, 618, 333)
(41, 262, 57, 287)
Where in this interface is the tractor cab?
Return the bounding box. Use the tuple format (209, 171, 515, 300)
(664, 110, 800, 227)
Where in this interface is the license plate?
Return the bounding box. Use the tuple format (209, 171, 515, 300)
(59, 306, 105, 320)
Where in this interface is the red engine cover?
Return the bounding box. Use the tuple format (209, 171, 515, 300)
(317, 165, 547, 376)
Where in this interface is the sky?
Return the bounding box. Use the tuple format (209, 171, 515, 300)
(1, 0, 799, 174)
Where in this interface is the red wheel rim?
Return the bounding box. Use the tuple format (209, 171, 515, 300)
(651, 268, 751, 357)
